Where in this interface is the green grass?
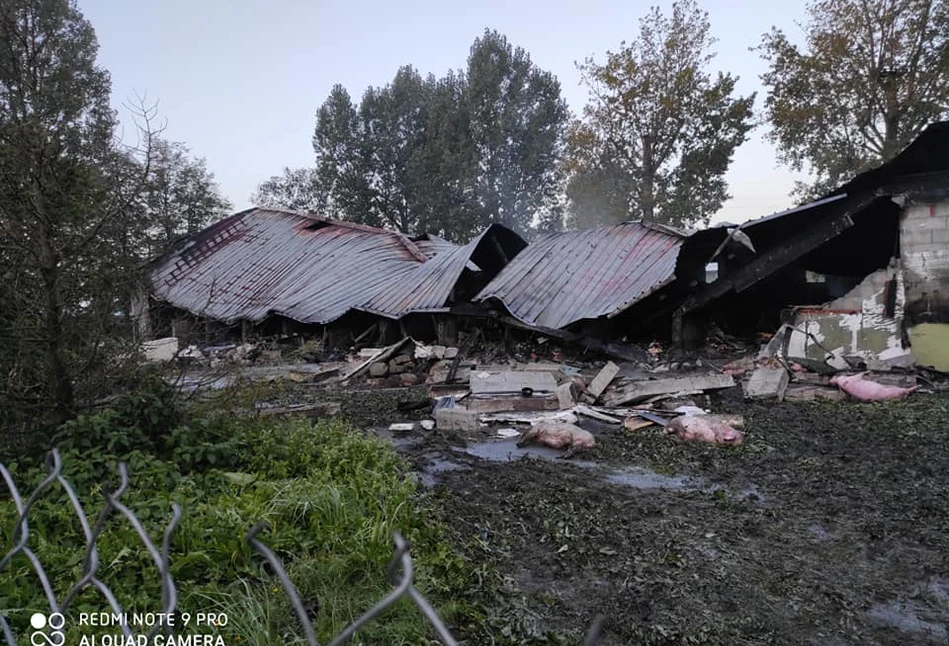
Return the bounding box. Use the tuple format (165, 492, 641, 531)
(0, 379, 482, 645)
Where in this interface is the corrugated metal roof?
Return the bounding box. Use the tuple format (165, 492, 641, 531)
(475, 221, 685, 329)
(411, 234, 460, 259)
(151, 208, 433, 324)
(362, 224, 518, 318)
(150, 209, 526, 325)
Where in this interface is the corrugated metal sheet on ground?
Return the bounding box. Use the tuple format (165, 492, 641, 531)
(475, 221, 685, 329)
(150, 208, 431, 324)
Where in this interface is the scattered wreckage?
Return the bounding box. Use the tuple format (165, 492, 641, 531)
(136, 123, 949, 458)
(145, 318, 943, 464)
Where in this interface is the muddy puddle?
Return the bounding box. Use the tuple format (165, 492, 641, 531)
(353, 390, 949, 645)
(416, 455, 469, 487)
(603, 467, 698, 490)
(456, 438, 729, 492)
(459, 438, 598, 467)
(866, 601, 948, 641)
(413, 437, 750, 495)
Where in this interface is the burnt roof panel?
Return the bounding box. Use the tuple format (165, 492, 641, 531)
(475, 221, 686, 329)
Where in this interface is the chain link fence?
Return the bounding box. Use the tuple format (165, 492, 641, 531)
(1, 449, 604, 646)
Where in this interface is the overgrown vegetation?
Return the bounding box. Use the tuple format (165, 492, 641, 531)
(0, 378, 550, 645)
(0, 0, 230, 443)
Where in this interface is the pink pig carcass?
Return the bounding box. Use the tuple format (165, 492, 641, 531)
(517, 421, 595, 458)
(664, 414, 744, 446)
(829, 373, 919, 401)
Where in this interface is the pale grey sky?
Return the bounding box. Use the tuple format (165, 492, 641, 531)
(79, 0, 809, 226)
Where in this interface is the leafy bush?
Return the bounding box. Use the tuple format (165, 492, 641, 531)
(0, 383, 483, 645)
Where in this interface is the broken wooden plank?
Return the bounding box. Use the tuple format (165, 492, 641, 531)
(587, 404, 659, 416)
(556, 382, 575, 409)
(340, 338, 409, 381)
(784, 383, 846, 402)
(623, 417, 657, 432)
(573, 404, 622, 424)
(635, 411, 674, 426)
(479, 410, 579, 425)
(588, 361, 620, 399)
(470, 370, 558, 395)
(287, 365, 341, 382)
(466, 394, 560, 413)
(603, 373, 736, 407)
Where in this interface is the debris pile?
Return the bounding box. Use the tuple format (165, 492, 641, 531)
(151, 327, 942, 458)
(722, 321, 936, 404)
(416, 341, 750, 456)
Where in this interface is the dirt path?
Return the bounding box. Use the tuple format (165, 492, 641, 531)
(385, 393, 949, 645)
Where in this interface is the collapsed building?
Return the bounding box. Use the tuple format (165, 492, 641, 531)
(139, 209, 526, 345)
(140, 121, 949, 371)
(676, 120, 949, 371)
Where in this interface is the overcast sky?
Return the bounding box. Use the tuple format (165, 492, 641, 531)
(79, 0, 810, 226)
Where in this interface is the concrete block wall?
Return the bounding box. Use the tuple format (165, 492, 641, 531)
(900, 199, 949, 370)
(901, 201, 949, 297)
(827, 264, 899, 313)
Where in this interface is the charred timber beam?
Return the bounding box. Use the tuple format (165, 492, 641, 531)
(676, 194, 879, 317)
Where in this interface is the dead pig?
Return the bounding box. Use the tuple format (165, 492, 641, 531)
(664, 415, 744, 446)
(829, 373, 919, 402)
(517, 421, 595, 458)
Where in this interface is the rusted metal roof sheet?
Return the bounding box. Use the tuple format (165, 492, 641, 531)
(150, 208, 431, 324)
(475, 221, 686, 329)
(150, 209, 526, 325)
(411, 234, 460, 259)
(362, 224, 522, 317)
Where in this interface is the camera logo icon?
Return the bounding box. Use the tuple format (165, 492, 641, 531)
(29, 612, 65, 646)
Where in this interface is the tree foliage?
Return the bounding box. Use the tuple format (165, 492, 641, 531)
(253, 30, 568, 241)
(252, 166, 326, 212)
(565, 0, 755, 230)
(0, 0, 134, 430)
(141, 139, 231, 256)
(759, 0, 949, 199)
(0, 0, 227, 439)
(311, 84, 375, 224)
(465, 30, 569, 235)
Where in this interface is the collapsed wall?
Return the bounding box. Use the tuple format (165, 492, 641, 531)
(901, 200, 949, 371)
(785, 262, 913, 369)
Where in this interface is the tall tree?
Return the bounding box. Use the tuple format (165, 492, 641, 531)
(760, 0, 949, 199)
(361, 66, 430, 233)
(411, 71, 481, 241)
(312, 84, 375, 224)
(566, 0, 755, 230)
(0, 0, 154, 432)
(466, 29, 569, 235)
(143, 139, 230, 255)
(256, 31, 569, 240)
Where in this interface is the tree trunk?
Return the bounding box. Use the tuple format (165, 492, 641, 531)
(34, 189, 75, 424)
(641, 134, 656, 221)
(41, 262, 74, 423)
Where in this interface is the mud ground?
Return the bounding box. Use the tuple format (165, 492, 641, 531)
(350, 387, 949, 646)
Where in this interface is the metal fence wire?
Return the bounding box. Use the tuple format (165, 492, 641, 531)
(0, 450, 604, 646)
